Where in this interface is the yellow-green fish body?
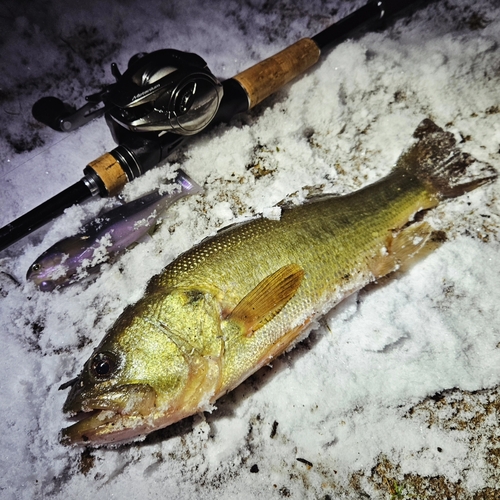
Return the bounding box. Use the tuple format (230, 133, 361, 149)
(61, 120, 496, 445)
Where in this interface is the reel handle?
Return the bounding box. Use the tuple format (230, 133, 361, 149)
(1, 0, 421, 252)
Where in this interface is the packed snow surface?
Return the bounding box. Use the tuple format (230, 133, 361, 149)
(0, 0, 499, 498)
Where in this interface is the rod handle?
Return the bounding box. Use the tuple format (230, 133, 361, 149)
(85, 152, 129, 196)
(0, 180, 92, 252)
(233, 38, 321, 109)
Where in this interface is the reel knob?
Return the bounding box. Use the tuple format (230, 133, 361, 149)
(32, 97, 76, 132)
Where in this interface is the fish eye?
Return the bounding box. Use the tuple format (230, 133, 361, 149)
(39, 281, 55, 292)
(90, 352, 117, 379)
(31, 263, 42, 272)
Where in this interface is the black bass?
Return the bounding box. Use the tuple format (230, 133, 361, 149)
(61, 120, 496, 445)
(27, 170, 202, 291)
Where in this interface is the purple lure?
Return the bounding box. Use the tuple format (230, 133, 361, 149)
(27, 170, 202, 291)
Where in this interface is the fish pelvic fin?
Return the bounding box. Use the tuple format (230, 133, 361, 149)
(369, 221, 433, 279)
(225, 263, 305, 336)
(400, 119, 497, 198)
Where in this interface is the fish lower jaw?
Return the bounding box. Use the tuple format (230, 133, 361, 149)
(61, 408, 154, 446)
(60, 404, 206, 447)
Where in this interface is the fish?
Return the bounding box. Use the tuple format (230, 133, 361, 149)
(26, 169, 203, 291)
(60, 120, 496, 446)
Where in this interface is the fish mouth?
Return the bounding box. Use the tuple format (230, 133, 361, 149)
(27, 270, 71, 292)
(61, 383, 158, 446)
(61, 408, 154, 446)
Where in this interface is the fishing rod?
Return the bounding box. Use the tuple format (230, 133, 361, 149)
(0, 0, 421, 252)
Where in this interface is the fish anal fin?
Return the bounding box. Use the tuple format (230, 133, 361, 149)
(226, 263, 304, 336)
(369, 221, 433, 278)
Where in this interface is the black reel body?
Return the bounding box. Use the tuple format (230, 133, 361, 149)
(32, 48, 224, 138)
(107, 49, 223, 135)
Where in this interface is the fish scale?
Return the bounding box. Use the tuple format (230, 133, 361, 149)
(154, 167, 432, 307)
(61, 120, 497, 445)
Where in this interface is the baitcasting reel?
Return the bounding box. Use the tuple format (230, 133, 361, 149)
(3, 0, 420, 252)
(32, 48, 223, 137)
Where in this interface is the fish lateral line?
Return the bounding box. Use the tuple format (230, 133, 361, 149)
(60, 119, 497, 446)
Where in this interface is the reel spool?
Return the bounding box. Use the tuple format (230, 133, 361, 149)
(107, 49, 223, 135)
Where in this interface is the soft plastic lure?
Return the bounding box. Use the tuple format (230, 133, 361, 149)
(27, 170, 202, 291)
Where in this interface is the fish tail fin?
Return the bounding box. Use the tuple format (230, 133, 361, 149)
(399, 119, 497, 198)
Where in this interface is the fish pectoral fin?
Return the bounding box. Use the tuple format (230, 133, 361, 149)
(369, 221, 433, 278)
(226, 263, 305, 337)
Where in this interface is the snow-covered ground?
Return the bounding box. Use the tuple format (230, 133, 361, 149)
(0, 0, 499, 498)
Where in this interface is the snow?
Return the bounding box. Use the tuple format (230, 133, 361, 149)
(1, 0, 499, 498)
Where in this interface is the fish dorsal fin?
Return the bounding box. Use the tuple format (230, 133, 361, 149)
(226, 263, 304, 336)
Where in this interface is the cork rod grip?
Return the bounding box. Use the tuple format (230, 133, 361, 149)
(86, 152, 129, 196)
(233, 38, 321, 109)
